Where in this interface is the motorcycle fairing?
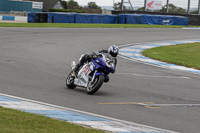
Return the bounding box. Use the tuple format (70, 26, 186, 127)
(74, 64, 91, 87)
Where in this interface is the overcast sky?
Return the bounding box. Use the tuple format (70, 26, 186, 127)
(69, 0, 199, 8)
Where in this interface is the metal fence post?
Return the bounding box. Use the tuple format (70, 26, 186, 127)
(144, 0, 147, 11)
(187, 0, 191, 14)
(166, 0, 169, 13)
(198, 0, 200, 14)
(121, 0, 124, 10)
(128, 0, 134, 10)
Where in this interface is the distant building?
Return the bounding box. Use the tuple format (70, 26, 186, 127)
(0, 0, 43, 12)
(30, 0, 64, 12)
(0, 0, 64, 12)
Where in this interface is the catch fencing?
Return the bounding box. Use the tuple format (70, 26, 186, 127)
(121, 0, 200, 14)
(0, 11, 27, 16)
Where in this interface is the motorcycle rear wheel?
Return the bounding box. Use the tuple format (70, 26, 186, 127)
(66, 71, 76, 89)
(87, 75, 105, 95)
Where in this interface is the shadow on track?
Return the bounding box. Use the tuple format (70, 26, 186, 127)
(64, 87, 113, 96)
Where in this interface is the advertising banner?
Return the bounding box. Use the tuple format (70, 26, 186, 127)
(32, 2, 43, 9)
(146, 0, 162, 10)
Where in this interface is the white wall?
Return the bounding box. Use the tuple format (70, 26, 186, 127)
(15, 16, 27, 22)
(0, 15, 27, 22)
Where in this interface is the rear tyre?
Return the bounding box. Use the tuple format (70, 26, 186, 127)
(87, 75, 105, 95)
(66, 71, 76, 89)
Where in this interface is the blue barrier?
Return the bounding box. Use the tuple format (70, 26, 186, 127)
(174, 16, 189, 25)
(127, 15, 147, 24)
(2, 16, 15, 21)
(28, 12, 36, 23)
(103, 14, 189, 25)
(92, 14, 118, 24)
(92, 14, 107, 24)
(119, 14, 188, 25)
(75, 14, 118, 24)
(48, 13, 75, 23)
(27, 12, 188, 25)
(75, 14, 92, 23)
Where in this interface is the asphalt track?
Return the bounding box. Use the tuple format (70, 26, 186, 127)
(0, 27, 200, 133)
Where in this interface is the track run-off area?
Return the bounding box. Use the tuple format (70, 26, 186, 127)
(0, 27, 200, 133)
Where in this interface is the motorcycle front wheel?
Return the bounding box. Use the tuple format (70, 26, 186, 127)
(66, 71, 76, 89)
(87, 75, 105, 95)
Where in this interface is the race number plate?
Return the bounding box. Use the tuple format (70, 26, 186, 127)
(83, 65, 90, 76)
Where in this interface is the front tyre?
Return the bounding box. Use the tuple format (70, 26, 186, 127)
(87, 75, 105, 95)
(66, 71, 76, 89)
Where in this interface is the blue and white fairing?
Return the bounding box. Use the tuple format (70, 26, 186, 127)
(74, 53, 115, 88)
(90, 53, 115, 77)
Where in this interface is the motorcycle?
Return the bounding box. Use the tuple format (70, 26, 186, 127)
(66, 53, 115, 95)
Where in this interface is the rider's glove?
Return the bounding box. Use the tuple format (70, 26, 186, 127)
(88, 55, 97, 59)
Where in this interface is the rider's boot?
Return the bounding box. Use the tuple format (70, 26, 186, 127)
(73, 63, 81, 77)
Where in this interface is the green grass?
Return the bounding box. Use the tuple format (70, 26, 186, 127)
(0, 106, 105, 133)
(0, 23, 187, 28)
(142, 43, 200, 70)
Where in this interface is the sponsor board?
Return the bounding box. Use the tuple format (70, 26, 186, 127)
(162, 19, 173, 25)
(146, 0, 162, 10)
(32, 2, 43, 9)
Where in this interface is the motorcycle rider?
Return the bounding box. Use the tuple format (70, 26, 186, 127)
(73, 45, 119, 82)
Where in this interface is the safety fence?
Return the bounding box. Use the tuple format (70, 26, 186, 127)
(0, 11, 27, 16)
(28, 12, 188, 25)
(120, 0, 200, 14)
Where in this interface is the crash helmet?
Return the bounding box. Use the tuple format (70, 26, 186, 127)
(108, 45, 119, 57)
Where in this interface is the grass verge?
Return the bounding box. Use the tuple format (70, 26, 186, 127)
(0, 23, 187, 28)
(0, 106, 105, 133)
(142, 42, 200, 70)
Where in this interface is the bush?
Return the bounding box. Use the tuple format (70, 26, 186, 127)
(49, 8, 85, 13)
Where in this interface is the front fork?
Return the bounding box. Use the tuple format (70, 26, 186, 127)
(91, 70, 97, 83)
(91, 70, 105, 83)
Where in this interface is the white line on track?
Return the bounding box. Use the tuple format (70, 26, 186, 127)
(117, 39, 187, 48)
(116, 73, 191, 79)
(142, 103, 200, 107)
(119, 54, 189, 73)
(182, 27, 200, 29)
(131, 73, 191, 79)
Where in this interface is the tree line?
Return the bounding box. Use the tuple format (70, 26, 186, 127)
(61, 0, 101, 9)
